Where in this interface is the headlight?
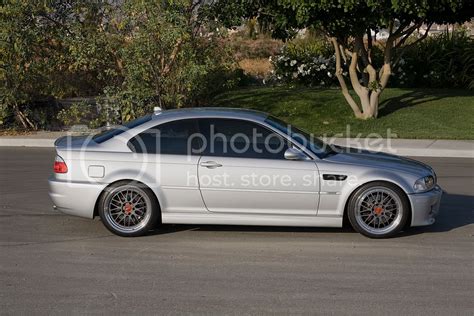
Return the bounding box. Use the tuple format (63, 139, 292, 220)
(414, 175, 435, 192)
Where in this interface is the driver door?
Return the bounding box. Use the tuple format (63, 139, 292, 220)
(197, 118, 320, 216)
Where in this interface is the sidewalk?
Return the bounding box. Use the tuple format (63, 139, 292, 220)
(0, 131, 473, 158)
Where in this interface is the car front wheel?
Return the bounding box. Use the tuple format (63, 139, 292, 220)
(348, 182, 409, 238)
(98, 181, 160, 237)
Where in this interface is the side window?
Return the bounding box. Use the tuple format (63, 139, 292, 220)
(128, 119, 200, 155)
(198, 118, 289, 159)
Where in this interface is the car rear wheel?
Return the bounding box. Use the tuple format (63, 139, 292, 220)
(98, 181, 159, 237)
(348, 182, 409, 238)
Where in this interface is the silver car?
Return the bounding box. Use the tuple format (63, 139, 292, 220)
(48, 108, 442, 238)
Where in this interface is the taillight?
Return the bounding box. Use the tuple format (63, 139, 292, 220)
(54, 155, 68, 173)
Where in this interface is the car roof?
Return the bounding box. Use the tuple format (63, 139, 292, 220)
(90, 107, 271, 150)
(152, 107, 269, 121)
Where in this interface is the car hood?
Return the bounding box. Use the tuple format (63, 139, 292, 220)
(324, 147, 433, 176)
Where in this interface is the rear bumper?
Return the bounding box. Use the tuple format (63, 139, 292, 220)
(409, 185, 443, 227)
(48, 176, 106, 219)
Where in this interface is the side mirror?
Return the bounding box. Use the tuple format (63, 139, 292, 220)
(284, 147, 307, 160)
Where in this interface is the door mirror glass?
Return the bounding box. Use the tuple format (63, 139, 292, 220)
(284, 147, 307, 160)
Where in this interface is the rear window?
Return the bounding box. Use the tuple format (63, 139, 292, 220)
(92, 115, 152, 144)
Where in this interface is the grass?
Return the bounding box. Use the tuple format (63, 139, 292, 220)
(211, 86, 474, 139)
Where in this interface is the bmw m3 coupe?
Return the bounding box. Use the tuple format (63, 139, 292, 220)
(49, 108, 442, 238)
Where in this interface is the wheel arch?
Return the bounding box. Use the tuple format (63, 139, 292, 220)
(342, 180, 412, 229)
(93, 179, 161, 220)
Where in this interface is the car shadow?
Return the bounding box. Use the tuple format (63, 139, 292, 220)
(148, 224, 351, 236)
(148, 192, 473, 237)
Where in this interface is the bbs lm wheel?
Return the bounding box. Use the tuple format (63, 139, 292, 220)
(98, 181, 160, 237)
(348, 182, 410, 238)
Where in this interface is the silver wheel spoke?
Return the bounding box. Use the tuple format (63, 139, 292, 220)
(104, 186, 151, 233)
(355, 187, 403, 235)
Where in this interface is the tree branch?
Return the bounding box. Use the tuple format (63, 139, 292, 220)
(339, 44, 348, 64)
(330, 37, 363, 118)
(399, 21, 423, 37)
(393, 23, 433, 66)
(348, 51, 364, 94)
(354, 36, 370, 68)
(395, 22, 428, 49)
(162, 38, 184, 76)
(366, 28, 373, 63)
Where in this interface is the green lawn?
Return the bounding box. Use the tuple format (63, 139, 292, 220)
(211, 86, 474, 139)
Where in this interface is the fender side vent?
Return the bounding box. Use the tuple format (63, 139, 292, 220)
(323, 174, 347, 181)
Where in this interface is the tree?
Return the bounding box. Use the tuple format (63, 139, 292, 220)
(0, 1, 109, 128)
(1, 0, 234, 128)
(207, 0, 473, 119)
(0, 1, 63, 128)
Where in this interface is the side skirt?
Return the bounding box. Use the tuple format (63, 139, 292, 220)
(162, 213, 343, 228)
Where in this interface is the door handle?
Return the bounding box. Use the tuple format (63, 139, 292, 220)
(200, 161, 222, 169)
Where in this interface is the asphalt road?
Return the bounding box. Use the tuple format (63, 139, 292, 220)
(0, 147, 473, 315)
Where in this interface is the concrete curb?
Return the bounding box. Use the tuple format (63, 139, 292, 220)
(0, 138, 56, 147)
(0, 135, 473, 158)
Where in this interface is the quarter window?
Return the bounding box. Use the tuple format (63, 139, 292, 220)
(128, 119, 200, 155)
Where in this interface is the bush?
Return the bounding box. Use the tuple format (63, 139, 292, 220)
(271, 38, 337, 86)
(271, 30, 473, 90)
(0, 1, 241, 129)
(57, 102, 96, 128)
(25, 99, 62, 130)
(0, 104, 12, 126)
(391, 29, 474, 89)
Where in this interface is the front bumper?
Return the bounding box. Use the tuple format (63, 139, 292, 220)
(409, 185, 443, 227)
(48, 177, 106, 219)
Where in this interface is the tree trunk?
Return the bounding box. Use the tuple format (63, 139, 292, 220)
(330, 38, 364, 119)
(329, 37, 392, 120)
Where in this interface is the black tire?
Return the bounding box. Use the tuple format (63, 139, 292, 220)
(347, 181, 410, 238)
(98, 181, 160, 237)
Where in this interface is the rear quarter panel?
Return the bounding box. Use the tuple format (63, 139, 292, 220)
(54, 148, 205, 215)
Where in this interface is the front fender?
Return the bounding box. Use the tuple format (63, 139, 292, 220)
(329, 169, 416, 217)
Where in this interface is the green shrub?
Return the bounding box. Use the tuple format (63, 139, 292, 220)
(392, 29, 474, 89)
(57, 102, 96, 128)
(0, 103, 12, 126)
(0, 1, 240, 129)
(271, 30, 473, 90)
(271, 38, 337, 86)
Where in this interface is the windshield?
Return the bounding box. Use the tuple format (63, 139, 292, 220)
(264, 115, 335, 158)
(93, 114, 152, 143)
